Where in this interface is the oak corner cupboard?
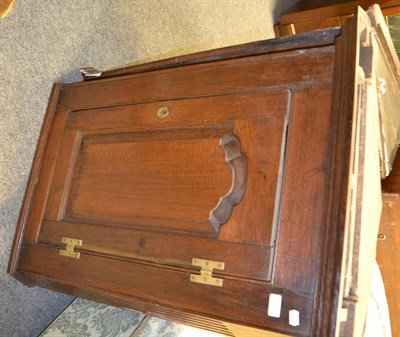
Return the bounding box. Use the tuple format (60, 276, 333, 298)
(8, 5, 400, 337)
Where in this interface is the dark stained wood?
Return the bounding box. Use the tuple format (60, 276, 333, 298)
(273, 83, 334, 295)
(67, 132, 232, 236)
(382, 4, 400, 14)
(26, 275, 295, 337)
(63, 91, 288, 133)
(61, 47, 335, 111)
(219, 116, 287, 245)
(287, 16, 343, 36)
(19, 243, 314, 336)
(314, 11, 359, 337)
(280, 0, 399, 24)
(209, 133, 248, 230)
(275, 0, 400, 36)
(8, 83, 64, 273)
(23, 108, 68, 241)
(44, 91, 290, 254)
(38, 220, 274, 281)
(376, 194, 400, 337)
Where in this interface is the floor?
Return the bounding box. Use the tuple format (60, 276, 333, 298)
(39, 298, 228, 337)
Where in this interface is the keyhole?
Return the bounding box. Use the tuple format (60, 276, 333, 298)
(156, 106, 170, 118)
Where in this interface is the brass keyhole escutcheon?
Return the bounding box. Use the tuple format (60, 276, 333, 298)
(156, 106, 170, 118)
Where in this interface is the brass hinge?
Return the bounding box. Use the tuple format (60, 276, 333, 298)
(190, 258, 225, 287)
(59, 237, 82, 259)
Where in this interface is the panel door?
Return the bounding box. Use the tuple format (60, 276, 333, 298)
(36, 90, 289, 283)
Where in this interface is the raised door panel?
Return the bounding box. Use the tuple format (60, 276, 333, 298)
(36, 90, 290, 283)
(65, 129, 235, 236)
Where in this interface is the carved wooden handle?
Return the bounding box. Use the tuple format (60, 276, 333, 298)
(209, 133, 247, 231)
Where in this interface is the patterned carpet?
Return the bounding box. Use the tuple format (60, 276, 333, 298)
(39, 298, 227, 337)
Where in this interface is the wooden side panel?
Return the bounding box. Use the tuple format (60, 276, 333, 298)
(376, 194, 400, 337)
(273, 84, 333, 294)
(314, 11, 359, 337)
(8, 83, 66, 276)
(336, 8, 384, 337)
(19, 109, 69, 240)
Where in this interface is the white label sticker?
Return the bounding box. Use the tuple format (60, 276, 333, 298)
(289, 309, 300, 327)
(267, 293, 282, 318)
